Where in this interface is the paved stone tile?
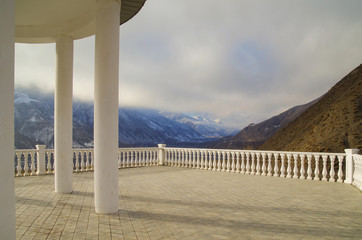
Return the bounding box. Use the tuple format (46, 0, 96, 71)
(15, 166, 362, 239)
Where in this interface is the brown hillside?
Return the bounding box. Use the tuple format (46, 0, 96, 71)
(210, 98, 318, 149)
(260, 64, 362, 153)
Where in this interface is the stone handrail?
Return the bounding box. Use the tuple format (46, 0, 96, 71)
(13, 145, 361, 191)
(14, 146, 159, 176)
(162, 147, 352, 183)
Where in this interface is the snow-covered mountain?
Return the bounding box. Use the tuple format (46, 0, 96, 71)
(159, 112, 237, 138)
(14, 88, 233, 149)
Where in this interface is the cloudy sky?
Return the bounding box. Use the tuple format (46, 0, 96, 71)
(15, 0, 362, 129)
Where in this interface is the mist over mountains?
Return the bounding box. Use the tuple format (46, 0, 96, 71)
(14, 88, 235, 149)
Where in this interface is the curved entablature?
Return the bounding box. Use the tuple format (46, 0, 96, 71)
(15, 0, 146, 43)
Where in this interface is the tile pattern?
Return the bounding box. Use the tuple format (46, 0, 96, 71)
(15, 166, 362, 240)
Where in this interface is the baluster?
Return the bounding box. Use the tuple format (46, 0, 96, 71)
(137, 151, 141, 167)
(212, 151, 217, 171)
(126, 150, 129, 167)
(172, 150, 175, 166)
(307, 154, 313, 180)
(186, 150, 190, 168)
(175, 150, 178, 167)
(226, 152, 231, 172)
(222, 152, 226, 172)
(132, 150, 136, 167)
(240, 153, 245, 174)
(76, 151, 81, 172)
(314, 154, 320, 181)
(150, 150, 154, 166)
(142, 150, 146, 166)
(251, 153, 256, 175)
(89, 151, 94, 170)
(293, 154, 299, 179)
(337, 155, 344, 183)
(280, 154, 286, 177)
(141, 150, 145, 166)
(286, 154, 292, 178)
(204, 151, 209, 170)
(235, 152, 240, 173)
(154, 150, 158, 165)
(322, 155, 328, 181)
(261, 153, 267, 176)
(300, 154, 306, 179)
(14, 153, 17, 176)
(245, 153, 250, 174)
(255, 153, 261, 175)
(86, 151, 90, 171)
(217, 151, 222, 171)
(16, 153, 21, 176)
(329, 155, 336, 182)
(146, 150, 150, 166)
(208, 151, 213, 170)
(180, 150, 184, 167)
(23, 153, 29, 176)
(30, 152, 36, 175)
(273, 153, 279, 177)
(267, 153, 272, 176)
(194, 150, 199, 169)
(116, 150, 121, 169)
(231, 152, 236, 173)
(191, 150, 195, 168)
(81, 151, 85, 171)
(167, 150, 170, 166)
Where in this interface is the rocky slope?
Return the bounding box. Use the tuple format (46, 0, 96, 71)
(210, 98, 319, 149)
(260, 64, 362, 153)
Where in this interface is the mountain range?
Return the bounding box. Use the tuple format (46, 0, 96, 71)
(14, 89, 235, 149)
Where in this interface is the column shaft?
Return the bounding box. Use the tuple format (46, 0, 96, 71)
(0, 0, 16, 238)
(94, 0, 120, 214)
(55, 35, 74, 193)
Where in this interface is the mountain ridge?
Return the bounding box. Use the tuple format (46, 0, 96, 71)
(260, 64, 362, 152)
(14, 88, 233, 149)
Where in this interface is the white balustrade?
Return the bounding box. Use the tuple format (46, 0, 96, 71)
(14, 146, 356, 189)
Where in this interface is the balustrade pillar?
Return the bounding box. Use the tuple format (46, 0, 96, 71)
(0, 0, 16, 238)
(157, 144, 166, 165)
(345, 149, 359, 184)
(36, 145, 47, 175)
(94, 0, 121, 214)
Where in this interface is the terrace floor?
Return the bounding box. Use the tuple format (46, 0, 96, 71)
(15, 166, 362, 240)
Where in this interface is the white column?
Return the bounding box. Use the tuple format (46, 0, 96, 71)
(55, 35, 74, 193)
(0, 0, 16, 239)
(94, 0, 120, 214)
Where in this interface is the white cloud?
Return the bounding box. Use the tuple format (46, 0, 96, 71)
(15, 0, 362, 129)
